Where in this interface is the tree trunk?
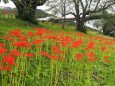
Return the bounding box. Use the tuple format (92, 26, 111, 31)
(15, 3, 37, 24)
(76, 20, 86, 33)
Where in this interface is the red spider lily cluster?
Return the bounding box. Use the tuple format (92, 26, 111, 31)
(0, 28, 115, 72)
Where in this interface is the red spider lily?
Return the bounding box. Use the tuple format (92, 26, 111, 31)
(103, 56, 109, 59)
(13, 41, 31, 48)
(0, 62, 2, 69)
(48, 55, 58, 60)
(0, 47, 7, 55)
(9, 29, 21, 37)
(58, 51, 66, 54)
(85, 47, 89, 50)
(76, 32, 84, 36)
(51, 45, 65, 54)
(0, 43, 6, 47)
(89, 36, 93, 40)
(1, 65, 12, 72)
(9, 50, 21, 57)
(39, 51, 49, 57)
(104, 59, 110, 63)
(52, 46, 61, 54)
(88, 52, 97, 61)
(75, 53, 85, 60)
(32, 39, 44, 45)
(18, 34, 27, 41)
(101, 46, 107, 51)
(87, 41, 95, 49)
(43, 35, 51, 40)
(25, 53, 35, 58)
(88, 57, 97, 62)
(51, 36, 59, 41)
(58, 56, 64, 61)
(59, 36, 71, 46)
(104, 41, 113, 45)
(60, 39, 70, 46)
(3, 56, 15, 66)
(45, 35, 59, 41)
(3, 35, 9, 40)
(88, 51, 95, 57)
(28, 31, 35, 37)
(72, 39, 83, 48)
(3, 36, 14, 42)
(35, 28, 46, 36)
(95, 36, 100, 40)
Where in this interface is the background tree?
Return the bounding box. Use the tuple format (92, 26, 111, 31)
(102, 11, 115, 36)
(62, 0, 115, 33)
(0, 0, 47, 24)
(93, 10, 115, 36)
(46, 0, 72, 20)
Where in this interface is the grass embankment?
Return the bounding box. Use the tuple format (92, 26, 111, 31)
(0, 18, 33, 32)
(0, 18, 115, 86)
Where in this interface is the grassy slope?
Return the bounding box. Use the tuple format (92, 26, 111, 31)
(0, 18, 72, 31)
(0, 17, 103, 36)
(0, 18, 34, 32)
(0, 17, 114, 46)
(0, 17, 111, 36)
(0, 17, 115, 86)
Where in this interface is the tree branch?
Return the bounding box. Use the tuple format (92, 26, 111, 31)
(37, 0, 47, 6)
(85, 1, 115, 15)
(62, 12, 76, 17)
(84, 14, 115, 21)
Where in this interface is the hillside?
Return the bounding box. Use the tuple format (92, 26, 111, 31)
(0, 16, 114, 38)
(36, 9, 54, 18)
(0, 18, 115, 86)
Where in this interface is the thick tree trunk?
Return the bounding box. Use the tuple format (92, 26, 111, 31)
(15, 2, 37, 24)
(76, 20, 86, 33)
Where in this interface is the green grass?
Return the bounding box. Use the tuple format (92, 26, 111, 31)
(0, 18, 33, 32)
(0, 16, 112, 38)
(0, 17, 115, 86)
(0, 17, 75, 34)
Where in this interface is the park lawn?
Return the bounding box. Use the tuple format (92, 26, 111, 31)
(0, 18, 115, 86)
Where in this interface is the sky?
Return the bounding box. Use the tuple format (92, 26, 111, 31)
(0, 1, 15, 8)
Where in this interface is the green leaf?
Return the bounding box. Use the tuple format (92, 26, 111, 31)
(2, 0, 9, 3)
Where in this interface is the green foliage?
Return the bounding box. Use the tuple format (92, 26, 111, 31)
(36, 9, 54, 18)
(102, 11, 115, 25)
(0, 0, 9, 3)
(93, 11, 115, 37)
(101, 11, 115, 36)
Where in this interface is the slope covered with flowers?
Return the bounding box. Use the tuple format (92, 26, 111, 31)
(0, 28, 115, 86)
